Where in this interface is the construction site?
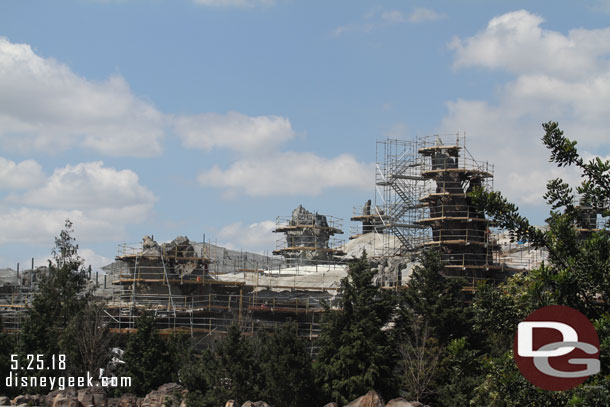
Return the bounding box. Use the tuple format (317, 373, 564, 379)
(2, 133, 600, 346)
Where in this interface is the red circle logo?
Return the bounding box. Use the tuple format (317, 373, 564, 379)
(513, 305, 600, 391)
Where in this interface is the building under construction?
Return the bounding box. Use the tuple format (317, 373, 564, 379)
(352, 133, 505, 283)
(1, 134, 574, 339)
(101, 206, 349, 347)
(273, 205, 345, 263)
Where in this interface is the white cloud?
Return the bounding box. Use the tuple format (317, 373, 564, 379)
(15, 161, 156, 213)
(0, 161, 156, 245)
(218, 220, 277, 252)
(0, 207, 118, 245)
(173, 111, 296, 153)
(192, 0, 274, 7)
(0, 157, 45, 189)
(0, 36, 304, 161)
(442, 10, 610, 208)
(334, 7, 444, 35)
(0, 37, 166, 157)
(449, 10, 610, 79)
(198, 152, 373, 197)
(79, 248, 113, 272)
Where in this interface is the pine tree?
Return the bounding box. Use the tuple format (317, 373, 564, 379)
(120, 311, 176, 396)
(19, 219, 91, 376)
(205, 324, 262, 405)
(259, 321, 317, 407)
(395, 249, 474, 346)
(314, 255, 397, 405)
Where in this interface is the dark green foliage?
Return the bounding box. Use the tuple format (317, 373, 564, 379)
(61, 302, 112, 376)
(179, 349, 219, 407)
(119, 312, 177, 396)
(467, 122, 610, 405)
(258, 321, 317, 407)
(19, 220, 91, 360)
(204, 324, 263, 405)
(396, 250, 473, 346)
(314, 255, 397, 405)
(436, 338, 482, 407)
(0, 317, 18, 397)
(470, 352, 571, 407)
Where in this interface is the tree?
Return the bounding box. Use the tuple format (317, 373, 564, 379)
(19, 219, 91, 375)
(314, 254, 397, 405)
(395, 249, 474, 346)
(179, 349, 218, 407)
(468, 122, 610, 405)
(259, 321, 317, 407)
(119, 311, 177, 396)
(398, 320, 442, 402)
(470, 122, 610, 320)
(61, 302, 112, 376)
(0, 316, 18, 397)
(204, 324, 263, 405)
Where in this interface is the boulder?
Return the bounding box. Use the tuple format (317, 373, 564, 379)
(345, 390, 385, 407)
(224, 401, 238, 407)
(78, 385, 107, 407)
(385, 399, 419, 407)
(0, 396, 9, 406)
(45, 388, 82, 407)
(141, 383, 185, 407)
(113, 393, 140, 407)
(240, 402, 271, 407)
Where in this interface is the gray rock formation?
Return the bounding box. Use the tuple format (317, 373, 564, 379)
(275, 205, 342, 262)
(45, 388, 80, 407)
(77, 385, 107, 407)
(240, 402, 270, 407)
(344, 390, 385, 407)
(142, 236, 161, 256)
(385, 398, 421, 407)
(140, 383, 185, 407)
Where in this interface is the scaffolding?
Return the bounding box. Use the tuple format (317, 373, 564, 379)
(365, 134, 504, 280)
(273, 206, 346, 264)
(100, 235, 345, 349)
(372, 138, 431, 256)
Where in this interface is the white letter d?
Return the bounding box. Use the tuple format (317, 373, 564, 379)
(517, 321, 577, 357)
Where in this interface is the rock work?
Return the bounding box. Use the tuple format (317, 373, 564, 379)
(2, 387, 428, 407)
(274, 205, 342, 261)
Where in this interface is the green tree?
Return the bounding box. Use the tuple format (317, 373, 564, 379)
(179, 349, 219, 407)
(204, 324, 263, 405)
(61, 301, 112, 376)
(0, 316, 18, 397)
(19, 219, 92, 379)
(470, 122, 610, 320)
(314, 254, 397, 405)
(396, 249, 474, 346)
(259, 321, 317, 407)
(119, 311, 177, 396)
(435, 338, 482, 407)
(468, 122, 610, 405)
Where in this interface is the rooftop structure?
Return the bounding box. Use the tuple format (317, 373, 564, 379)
(273, 205, 345, 263)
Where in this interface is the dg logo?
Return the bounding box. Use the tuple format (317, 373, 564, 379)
(514, 305, 600, 391)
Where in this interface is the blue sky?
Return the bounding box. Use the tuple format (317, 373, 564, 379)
(1, 0, 610, 271)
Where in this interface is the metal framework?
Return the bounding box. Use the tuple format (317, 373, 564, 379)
(102, 240, 336, 347)
(367, 133, 503, 279)
(273, 211, 346, 264)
